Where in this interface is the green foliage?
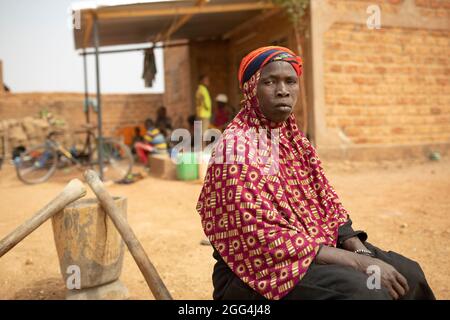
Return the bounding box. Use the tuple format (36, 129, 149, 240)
(272, 0, 310, 24)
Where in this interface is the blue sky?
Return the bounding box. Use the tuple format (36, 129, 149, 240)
(0, 0, 164, 93)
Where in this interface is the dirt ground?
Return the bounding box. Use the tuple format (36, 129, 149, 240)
(0, 157, 449, 300)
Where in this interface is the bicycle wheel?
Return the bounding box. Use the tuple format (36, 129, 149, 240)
(91, 139, 133, 182)
(15, 143, 58, 184)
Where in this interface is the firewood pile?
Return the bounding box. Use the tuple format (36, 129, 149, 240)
(0, 113, 73, 160)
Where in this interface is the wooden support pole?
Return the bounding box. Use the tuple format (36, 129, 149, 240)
(84, 170, 173, 300)
(0, 179, 87, 258)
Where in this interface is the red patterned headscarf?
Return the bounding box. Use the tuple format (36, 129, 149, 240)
(197, 46, 349, 300)
(238, 46, 302, 88)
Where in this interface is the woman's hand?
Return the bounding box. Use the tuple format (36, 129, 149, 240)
(341, 236, 368, 252)
(316, 246, 409, 300)
(355, 254, 409, 300)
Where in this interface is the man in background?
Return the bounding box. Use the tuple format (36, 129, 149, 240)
(195, 74, 212, 142)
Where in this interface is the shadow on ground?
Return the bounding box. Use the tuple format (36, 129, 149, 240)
(13, 277, 66, 300)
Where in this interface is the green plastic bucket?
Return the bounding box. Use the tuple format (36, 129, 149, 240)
(176, 152, 198, 180)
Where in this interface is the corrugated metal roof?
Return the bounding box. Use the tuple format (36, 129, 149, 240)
(72, 0, 276, 49)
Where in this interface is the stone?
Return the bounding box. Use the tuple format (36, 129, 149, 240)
(66, 279, 129, 300)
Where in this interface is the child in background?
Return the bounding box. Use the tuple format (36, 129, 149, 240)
(131, 126, 144, 155)
(134, 119, 168, 165)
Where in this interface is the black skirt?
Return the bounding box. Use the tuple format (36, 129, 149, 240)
(211, 220, 436, 300)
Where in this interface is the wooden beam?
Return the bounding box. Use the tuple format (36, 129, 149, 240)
(223, 7, 280, 40)
(97, 2, 275, 20)
(162, 0, 209, 41)
(83, 12, 93, 48)
(153, 32, 163, 44)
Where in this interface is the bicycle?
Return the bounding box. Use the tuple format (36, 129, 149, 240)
(14, 123, 133, 184)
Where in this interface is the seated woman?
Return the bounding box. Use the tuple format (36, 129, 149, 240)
(196, 46, 435, 300)
(134, 118, 168, 165)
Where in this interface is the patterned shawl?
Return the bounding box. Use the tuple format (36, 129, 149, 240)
(196, 46, 350, 300)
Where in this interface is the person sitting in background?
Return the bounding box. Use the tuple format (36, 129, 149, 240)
(212, 94, 231, 131)
(134, 118, 168, 165)
(155, 106, 173, 139)
(155, 106, 174, 152)
(131, 126, 144, 154)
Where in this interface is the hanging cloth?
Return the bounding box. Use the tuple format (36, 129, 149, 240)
(142, 47, 157, 87)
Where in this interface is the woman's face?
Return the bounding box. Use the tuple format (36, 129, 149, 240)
(256, 61, 299, 123)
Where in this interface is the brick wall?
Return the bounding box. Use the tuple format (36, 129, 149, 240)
(327, 0, 450, 17)
(0, 92, 163, 136)
(414, 0, 450, 18)
(189, 40, 230, 116)
(322, 0, 450, 145)
(163, 44, 193, 129)
(163, 43, 231, 128)
(164, 40, 235, 124)
(324, 24, 450, 144)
